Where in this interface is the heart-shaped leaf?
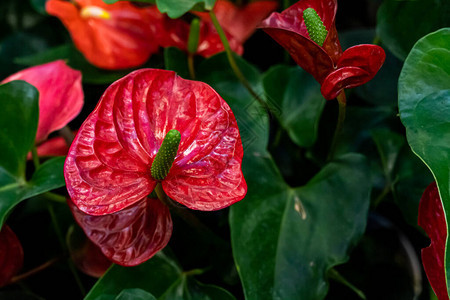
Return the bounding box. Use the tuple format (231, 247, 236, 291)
(262, 65, 325, 147)
(398, 28, 450, 297)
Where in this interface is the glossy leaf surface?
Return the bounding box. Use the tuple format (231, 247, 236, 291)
(0, 225, 23, 287)
(85, 253, 234, 299)
(65, 68, 246, 215)
(196, 52, 371, 300)
(377, 0, 450, 60)
(418, 182, 449, 300)
(231, 154, 371, 300)
(398, 28, 450, 296)
(115, 289, 157, 300)
(159, 275, 236, 300)
(155, 0, 216, 19)
(1, 60, 83, 142)
(0, 81, 38, 177)
(46, 0, 160, 70)
(262, 65, 325, 147)
(69, 197, 172, 266)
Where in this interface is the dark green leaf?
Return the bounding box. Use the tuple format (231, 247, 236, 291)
(164, 47, 190, 79)
(376, 0, 450, 60)
(160, 276, 236, 300)
(24, 156, 66, 199)
(372, 129, 405, 180)
(155, 0, 215, 18)
(86, 253, 236, 299)
(398, 27, 450, 290)
(230, 154, 371, 300)
(86, 254, 181, 299)
(262, 65, 325, 147)
(0, 81, 38, 178)
(115, 289, 157, 300)
(29, 0, 47, 14)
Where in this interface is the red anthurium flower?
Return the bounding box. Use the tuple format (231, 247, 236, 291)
(259, 0, 385, 100)
(1, 60, 83, 143)
(418, 182, 449, 300)
(68, 197, 172, 267)
(46, 0, 161, 70)
(65, 68, 246, 216)
(157, 13, 243, 57)
(0, 225, 24, 287)
(64, 69, 246, 265)
(200, 0, 278, 44)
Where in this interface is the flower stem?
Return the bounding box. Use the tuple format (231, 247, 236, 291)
(10, 256, 62, 284)
(47, 202, 86, 296)
(209, 10, 270, 113)
(327, 91, 347, 161)
(58, 126, 75, 147)
(328, 268, 367, 300)
(188, 54, 196, 79)
(31, 146, 40, 169)
(154, 183, 225, 245)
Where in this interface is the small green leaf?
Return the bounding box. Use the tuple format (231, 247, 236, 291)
(86, 253, 235, 299)
(25, 156, 66, 199)
(0, 81, 39, 178)
(160, 276, 236, 300)
(155, 0, 216, 19)
(262, 65, 325, 147)
(115, 289, 157, 300)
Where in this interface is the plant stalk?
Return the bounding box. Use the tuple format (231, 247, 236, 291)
(209, 10, 270, 113)
(327, 91, 347, 161)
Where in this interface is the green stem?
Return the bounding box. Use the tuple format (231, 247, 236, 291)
(209, 11, 270, 113)
(58, 126, 75, 147)
(47, 202, 86, 296)
(154, 184, 225, 245)
(44, 192, 66, 203)
(188, 54, 196, 79)
(329, 268, 366, 299)
(327, 91, 347, 161)
(10, 256, 62, 284)
(31, 146, 40, 169)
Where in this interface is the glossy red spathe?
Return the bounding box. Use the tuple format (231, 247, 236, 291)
(46, 0, 160, 70)
(1, 60, 83, 143)
(157, 13, 243, 58)
(260, 0, 385, 100)
(197, 0, 278, 44)
(418, 182, 450, 300)
(69, 197, 172, 267)
(64, 69, 247, 216)
(0, 226, 23, 287)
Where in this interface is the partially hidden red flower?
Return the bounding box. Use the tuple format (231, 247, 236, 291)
(418, 182, 450, 300)
(68, 197, 171, 267)
(2, 60, 83, 143)
(46, 0, 161, 70)
(157, 12, 243, 58)
(0, 225, 24, 287)
(198, 0, 278, 44)
(64, 69, 247, 265)
(259, 0, 385, 100)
